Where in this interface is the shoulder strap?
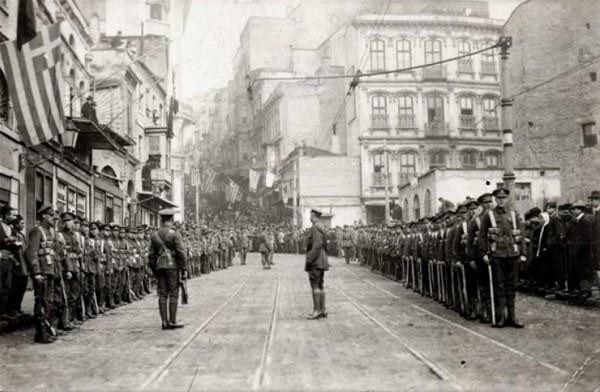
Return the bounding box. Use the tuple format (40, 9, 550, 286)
(510, 210, 517, 230)
(488, 210, 497, 228)
(153, 230, 171, 254)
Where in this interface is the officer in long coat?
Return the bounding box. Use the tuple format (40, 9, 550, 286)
(589, 191, 600, 273)
(305, 209, 329, 320)
(148, 209, 187, 330)
(566, 200, 595, 300)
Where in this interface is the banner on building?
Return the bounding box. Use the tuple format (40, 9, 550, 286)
(265, 170, 276, 188)
(0, 22, 65, 146)
(249, 169, 260, 193)
(200, 166, 217, 193)
(226, 178, 241, 203)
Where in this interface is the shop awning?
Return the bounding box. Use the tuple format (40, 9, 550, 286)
(137, 191, 178, 212)
(68, 117, 124, 151)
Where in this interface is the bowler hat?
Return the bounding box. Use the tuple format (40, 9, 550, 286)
(572, 200, 587, 209)
(589, 190, 600, 200)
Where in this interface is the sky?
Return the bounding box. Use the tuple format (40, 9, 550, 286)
(180, 0, 524, 99)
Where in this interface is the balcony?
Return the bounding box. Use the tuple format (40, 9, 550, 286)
(397, 114, 417, 130)
(425, 121, 449, 137)
(457, 59, 474, 74)
(481, 61, 497, 76)
(150, 168, 172, 186)
(370, 114, 390, 130)
(459, 115, 476, 130)
(371, 172, 386, 187)
(423, 65, 446, 81)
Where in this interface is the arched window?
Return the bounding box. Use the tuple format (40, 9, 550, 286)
(396, 39, 411, 69)
(101, 165, 119, 187)
(371, 95, 388, 129)
(485, 150, 502, 168)
(457, 41, 473, 74)
(403, 198, 409, 222)
(426, 93, 445, 135)
(398, 95, 415, 129)
(424, 39, 443, 78)
(425, 189, 432, 216)
(413, 194, 421, 221)
(0, 70, 10, 126)
(460, 149, 478, 168)
(370, 38, 386, 71)
(429, 149, 448, 169)
(399, 151, 417, 185)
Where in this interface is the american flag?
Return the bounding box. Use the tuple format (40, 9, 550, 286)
(249, 169, 260, 193)
(0, 23, 65, 147)
(200, 166, 217, 193)
(226, 179, 241, 203)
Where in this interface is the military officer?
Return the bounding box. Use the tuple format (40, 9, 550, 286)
(478, 188, 526, 328)
(566, 200, 595, 300)
(305, 209, 329, 320)
(149, 208, 187, 330)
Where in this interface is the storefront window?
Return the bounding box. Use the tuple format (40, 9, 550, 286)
(76, 192, 86, 218)
(114, 197, 122, 225)
(94, 189, 105, 222)
(57, 182, 67, 213)
(0, 174, 18, 210)
(105, 196, 114, 224)
(68, 189, 76, 214)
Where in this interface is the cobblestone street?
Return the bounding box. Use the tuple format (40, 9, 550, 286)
(2, 253, 600, 391)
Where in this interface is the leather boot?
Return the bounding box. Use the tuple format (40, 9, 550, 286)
(492, 298, 506, 328)
(159, 298, 170, 330)
(319, 291, 327, 318)
(505, 296, 524, 328)
(307, 289, 321, 319)
(168, 300, 184, 329)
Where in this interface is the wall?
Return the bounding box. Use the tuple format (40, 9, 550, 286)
(504, 0, 600, 201)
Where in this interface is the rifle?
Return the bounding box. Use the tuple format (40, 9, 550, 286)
(180, 270, 188, 305)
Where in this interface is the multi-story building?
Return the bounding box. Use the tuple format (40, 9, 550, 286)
(334, 8, 504, 223)
(504, 0, 600, 201)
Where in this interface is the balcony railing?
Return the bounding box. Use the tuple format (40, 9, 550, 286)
(397, 114, 416, 129)
(425, 121, 449, 137)
(458, 59, 474, 74)
(459, 115, 476, 130)
(398, 173, 415, 187)
(371, 114, 390, 130)
(481, 61, 497, 76)
(371, 172, 386, 187)
(483, 116, 499, 131)
(150, 168, 172, 185)
(423, 65, 446, 81)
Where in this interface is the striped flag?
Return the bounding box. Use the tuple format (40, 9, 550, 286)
(249, 169, 260, 193)
(191, 167, 201, 186)
(227, 179, 241, 203)
(0, 22, 65, 147)
(200, 166, 217, 193)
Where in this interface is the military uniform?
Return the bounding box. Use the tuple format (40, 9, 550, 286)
(305, 209, 329, 320)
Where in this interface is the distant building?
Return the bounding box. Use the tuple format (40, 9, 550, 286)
(503, 0, 600, 201)
(397, 168, 562, 221)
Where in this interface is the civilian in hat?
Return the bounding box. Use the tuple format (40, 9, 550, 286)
(536, 202, 567, 293)
(478, 187, 526, 328)
(81, 96, 98, 124)
(566, 201, 595, 300)
(0, 205, 16, 321)
(589, 191, 600, 273)
(148, 208, 187, 330)
(305, 209, 330, 320)
(7, 215, 28, 319)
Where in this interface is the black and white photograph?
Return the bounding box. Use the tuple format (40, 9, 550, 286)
(0, 0, 599, 390)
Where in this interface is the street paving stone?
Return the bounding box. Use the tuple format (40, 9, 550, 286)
(1, 253, 600, 391)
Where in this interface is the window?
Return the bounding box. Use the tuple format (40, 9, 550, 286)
(150, 3, 163, 20)
(396, 39, 411, 69)
(459, 96, 474, 116)
(94, 189, 105, 222)
(582, 122, 598, 147)
(413, 195, 421, 221)
(424, 189, 432, 216)
(57, 181, 67, 213)
(429, 150, 447, 169)
(483, 97, 498, 117)
(114, 197, 123, 225)
(68, 189, 76, 214)
(76, 192, 86, 218)
(515, 183, 532, 202)
(398, 96, 415, 128)
(399, 152, 416, 185)
(373, 152, 386, 173)
(481, 44, 497, 75)
(458, 41, 471, 56)
(426, 94, 445, 132)
(457, 41, 473, 73)
(126, 90, 133, 136)
(403, 199, 409, 222)
(0, 174, 18, 210)
(148, 135, 160, 154)
(371, 95, 388, 128)
(0, 70, 10, 127)
(424, 40, 442, 63)
(332, 124, 337, 135)
(105, 196, 114, 224)
(461, 150, 478, 168)
(485, 150, 501, 168)
(370, 39, 386, 71)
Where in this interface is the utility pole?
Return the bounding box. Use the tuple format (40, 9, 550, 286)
(292, 155, 298, 227)
(499, 36, 515, 207)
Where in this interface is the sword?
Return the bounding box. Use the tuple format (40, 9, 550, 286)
(460, 263, 468, 315)
(488, 263, 496, 327)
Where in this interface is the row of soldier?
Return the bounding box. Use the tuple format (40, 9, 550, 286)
(354, 189, 600, 328)
(0, 204, 250, 344)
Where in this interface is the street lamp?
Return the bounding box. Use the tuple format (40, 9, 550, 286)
(61, 127, 79, 149)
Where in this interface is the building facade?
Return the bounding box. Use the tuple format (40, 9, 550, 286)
(504, 0, 600, 201)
